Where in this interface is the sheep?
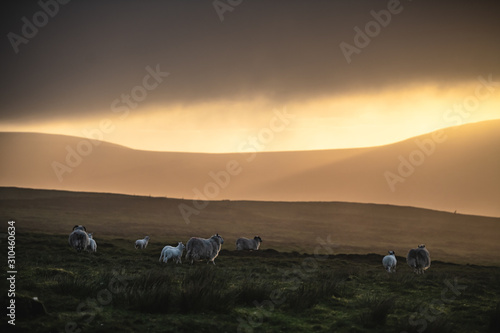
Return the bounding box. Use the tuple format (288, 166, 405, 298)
(407, 244, 431, 274)
(135, 236, 150, 249)
(87, 233, 97, 253)
(236, 236, 262, 251)
(159, 242, 185, 264)
(185, 234, 224, 265)
(68, 225, 90, 252)
(382, 250, 397, 273)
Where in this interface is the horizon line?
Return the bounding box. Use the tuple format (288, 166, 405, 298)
(1, 118, 499, 154)
(2, 185, 499, 219)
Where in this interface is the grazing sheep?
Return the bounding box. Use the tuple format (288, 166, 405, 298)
(185, 234, 224, 265)
(68, 225, 90, 252)
(135, 236, 150, 249)
(407, 244, 431, 274)
(159, 242, 185, 264)
(382, 250, 397, 273)
(87, 233, 97, 253)
(236, 236, 262, 251)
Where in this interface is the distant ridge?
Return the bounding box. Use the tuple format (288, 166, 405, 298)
(1, 119, 499, 217)
(1, 187, 499, 264)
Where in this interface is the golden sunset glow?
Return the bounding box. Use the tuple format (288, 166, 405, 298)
(2, 82, 499, 152)
(2, 5, 500, 331)
(1, 0, 500, 218)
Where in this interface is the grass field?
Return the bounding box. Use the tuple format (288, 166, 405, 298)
(1, 187, 500, 265)
(1, 187, 500, 332)
(3, 232, 500, 333)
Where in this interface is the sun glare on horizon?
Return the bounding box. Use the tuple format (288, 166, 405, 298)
(1, 82, 499, 153)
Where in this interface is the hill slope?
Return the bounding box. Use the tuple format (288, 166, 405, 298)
(1, 187, 499, 264)
(1, 120, 499, 216)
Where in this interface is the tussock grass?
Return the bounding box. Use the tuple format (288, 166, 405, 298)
(177, 266, 236, 313)
(54, 273, 108, 298)
(357, 293, 396, 328)
(8, 231, 500, 333)
(285, 270, 351, 312)
(396, 315, 453, 333)
(489, 302, 500, 333)
(108, 267, 239, 314)
(118, 270, 176, 313)
(236, 277, 277, 305)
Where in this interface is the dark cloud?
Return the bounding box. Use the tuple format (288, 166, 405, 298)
(1, 0, 499, 122)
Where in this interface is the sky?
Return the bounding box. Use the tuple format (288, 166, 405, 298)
(1, 0, 500, 153)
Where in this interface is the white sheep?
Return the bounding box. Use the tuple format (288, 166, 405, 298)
(236, 236, 262, 251)
(382, 250, 397, 273)
(68, 225, 90, 252)
(87, 233, 97, 253)
(159, 242, 185, 264)
(407, 244, 431, 274)
(135, 236, 150, 249)
(185, 234, 224, 265)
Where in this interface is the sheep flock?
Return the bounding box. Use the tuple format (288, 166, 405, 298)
(68, 227, 432, 274)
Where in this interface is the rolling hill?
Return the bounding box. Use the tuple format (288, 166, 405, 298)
(0, 119, 499, 216)
(1, 187, 499, 264)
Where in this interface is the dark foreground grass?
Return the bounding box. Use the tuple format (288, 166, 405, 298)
(2, 232, 500, 333)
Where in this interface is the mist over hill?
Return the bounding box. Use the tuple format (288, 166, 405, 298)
(1, 119, 499, 217)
